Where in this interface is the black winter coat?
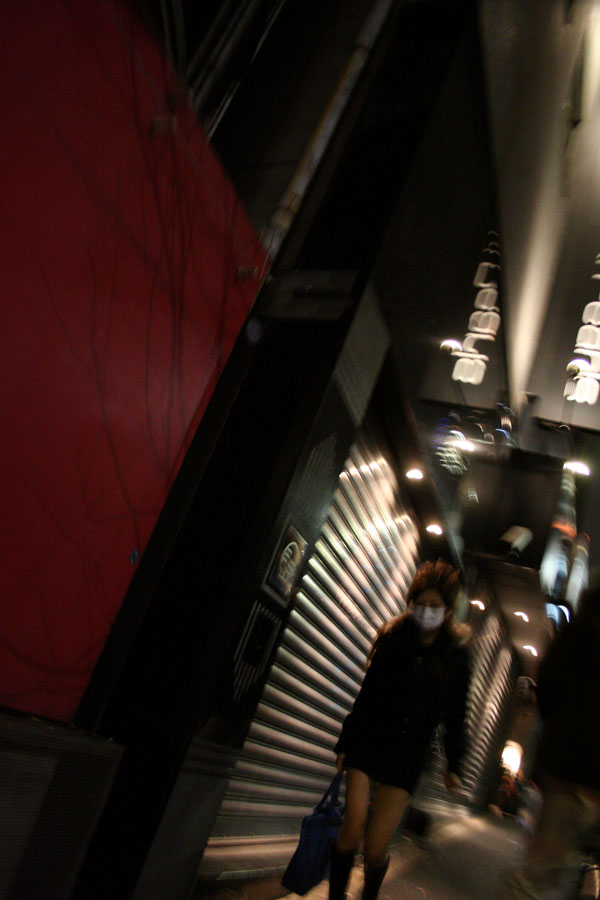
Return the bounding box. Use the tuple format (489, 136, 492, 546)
(535, 611, 600, 789)
(334, 615, 471, 790)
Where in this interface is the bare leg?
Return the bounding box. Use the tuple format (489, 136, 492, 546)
(363, 784, 411, 869)
(330, 769, 372, 900)
(336, 768, 372, 852)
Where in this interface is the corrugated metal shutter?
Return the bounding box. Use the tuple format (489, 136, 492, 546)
(205, 440, 420, 846)
(414, 611, 517, 811)
(460, 614, 517, 806)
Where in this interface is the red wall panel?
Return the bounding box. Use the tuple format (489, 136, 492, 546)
(0, 1, 266, 721)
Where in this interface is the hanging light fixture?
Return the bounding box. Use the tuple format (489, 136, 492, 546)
(564, 275, 600, 404)
(443, 232, 502, 386)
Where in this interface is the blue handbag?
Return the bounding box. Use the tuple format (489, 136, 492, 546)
(281, 772, 344, 895)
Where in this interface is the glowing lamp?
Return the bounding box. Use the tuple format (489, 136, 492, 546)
(440, 339, 462, 353)
(451, 439, 475, 452)
(501, 742, 522, 777)
(564, 460, 590, 476)
(425, 523, 443, 536)
(566, 358, 591, 375)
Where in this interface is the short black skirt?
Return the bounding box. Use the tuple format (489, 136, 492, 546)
(343, 748, 422, 793)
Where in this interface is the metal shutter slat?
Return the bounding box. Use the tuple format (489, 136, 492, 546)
(241, 739, 335, 777)
(233, 759, 330, 792)
(282, 630, 362, 694)
(321, 521, 394, 623)
(306, 554, 375, 649)
(254, 702, 338, 747)
(333, 491, 399, 608)
(224, 779, 322, 806)
(246, 723, 334, 762)
(315, 533, 384, 634)
(273, 647, 356, 707)
(261, 684, 344, 732)
(269, 663, 351, 719)
(286, 612, 364, 684)
(294, 588, 367, 667)
(328, 504, 398, 616)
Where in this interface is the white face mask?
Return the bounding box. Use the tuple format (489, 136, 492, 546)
(412, 603, 446, 632)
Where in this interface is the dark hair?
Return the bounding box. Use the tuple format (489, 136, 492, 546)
(367, 559, 461, 662)
(405, 559, 460, 609)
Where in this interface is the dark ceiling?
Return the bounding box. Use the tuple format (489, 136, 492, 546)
(150, 0, 600, 596)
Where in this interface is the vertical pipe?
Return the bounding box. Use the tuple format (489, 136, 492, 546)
(262, 0, 398, 260)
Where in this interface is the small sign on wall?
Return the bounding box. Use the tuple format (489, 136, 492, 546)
(263, 522, 307, 605)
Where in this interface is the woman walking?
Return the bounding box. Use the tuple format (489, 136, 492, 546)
(329, 559, 471, 900)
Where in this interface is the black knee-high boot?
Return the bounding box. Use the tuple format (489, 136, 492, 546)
(328, 844, 355, 900)
(361, 853, 389, 900)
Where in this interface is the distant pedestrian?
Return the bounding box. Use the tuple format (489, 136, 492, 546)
(495, 577, 600, 899)
(489, 771, 521, 819)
